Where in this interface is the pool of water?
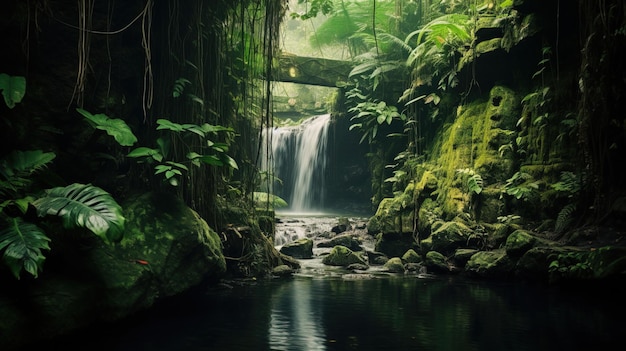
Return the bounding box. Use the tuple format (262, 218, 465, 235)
(38, 272, 625, 351)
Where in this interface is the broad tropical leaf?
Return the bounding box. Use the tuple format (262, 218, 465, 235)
(77, 108, 138, 146)
(0, 150, 56, 197)
(0, 217, 50, 279)
(33, 183, 125, 243)
(0, 73, 26, 109)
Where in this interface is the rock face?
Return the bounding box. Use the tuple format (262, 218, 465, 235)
(0, 192, 226, 350)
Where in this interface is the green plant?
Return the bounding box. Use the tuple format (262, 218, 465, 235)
(346, 87, 406, 144)
(253, 192, 288, 209)
(551, 171, 581, 197)
(502, 171, 539, 200)
(551, 171, 583, 234)
(0, 150, 56, 200)
(0, 73, 26, 108)
(33, 183, 125, 243)
(1, 149, 126, 279)
(77, 108, 138, 147)
(0, 218, 50, 279)
(0, 182, 125, 279)
(400, 14, 471, 103)
(548, 251, 593, 280)
(127, 119, 238, 186)
(456, 168, 483, 195)
(289, 0, 334, 20)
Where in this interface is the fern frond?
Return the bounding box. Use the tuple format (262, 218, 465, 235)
(555, 203, 577, 234)
(33, 183, 125, 243)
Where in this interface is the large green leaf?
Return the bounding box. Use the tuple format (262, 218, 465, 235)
(77, 108, 138, 146)
(0, 218, 50, 279)
(0, 150, 56, 197)
(0, 73, 26, 109)
(33, 183, 125, 243)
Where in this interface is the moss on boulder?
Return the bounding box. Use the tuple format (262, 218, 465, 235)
(322, 245, 367, 266)
(383, 257, 405, 273)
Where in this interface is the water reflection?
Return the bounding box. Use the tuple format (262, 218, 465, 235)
(30, 274, 626, 351)
(269, 279, 326, 350)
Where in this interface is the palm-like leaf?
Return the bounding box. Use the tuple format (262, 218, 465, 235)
(0, 217, 50, 279)
(0, 150, 56, 197)
(33, 183, 125, 243)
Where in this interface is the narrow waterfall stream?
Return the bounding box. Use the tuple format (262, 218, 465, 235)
(265, 114, 331, 213)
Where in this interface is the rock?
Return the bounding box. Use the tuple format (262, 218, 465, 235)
(347, 263, 369, 271)
(383, 257, 405, 273)
(453, 248, 479, 267)
(374, 232, 419, 258)
(331, 217, 352, 234)
(424, 251, 450, 274)
(466, 249, 515, 279)
(505, 229, 536, 257)
(317, 233, 362, 251)
(401, 249, 422, 263)
(322, 245, 367, 266)
(431, 221, 472, 254)
(0, 191, 226, 349)
(279, 238, 314, 259)
(366, 250, 389, 265)
(272, 264, 295, 277)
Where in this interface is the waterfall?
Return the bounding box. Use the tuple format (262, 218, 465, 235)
(262, 114, 331, 213)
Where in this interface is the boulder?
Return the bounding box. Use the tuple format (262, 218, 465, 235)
(505, 229, 536, 257)
(424, 251, 450, 274)
(322, 245, 366, 267)
(317, 233, 362, 251)
(431, 221, 472, 254)
(279, 238, 314, 259)
(401, 249, 422, 264)
(383, 257, 405, 273)
(0, 192, 226, 349)
(466, 249, 515, 279)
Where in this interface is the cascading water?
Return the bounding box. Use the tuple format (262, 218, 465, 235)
(262, 114, 331, 213)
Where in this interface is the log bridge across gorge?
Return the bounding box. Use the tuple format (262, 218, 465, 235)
(271, 53, 353, 87)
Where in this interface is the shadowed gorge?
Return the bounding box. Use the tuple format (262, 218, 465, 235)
(1, 0, 626, 350)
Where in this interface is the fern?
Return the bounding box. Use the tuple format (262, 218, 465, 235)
(503, 171, 539, 200)
(551, 171, 581, 197)
(555, 203, 577, 234)
(33, 183, 125, 243)
(0, 217, 50, 279)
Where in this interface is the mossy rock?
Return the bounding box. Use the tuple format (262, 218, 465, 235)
(453, 248, 479, 267)
(383, 257, 405, 273)
(280, 238, 314, 259)
(424, 251, 449, 273)
(466, 249, 515, 278)
(318, 233, 362, 251)
(505, 229, 536, 257)
(0, 192, 227, 349)
(430, 220, 472, 254)
(322, 245, 367, 266)
(375, 232, 419, 258)
(368, 198, 415, 234)
(487, 85, 518, 129)
(402, 249, 422, 264)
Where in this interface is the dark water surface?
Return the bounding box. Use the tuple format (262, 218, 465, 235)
(42, 273, 624, 351)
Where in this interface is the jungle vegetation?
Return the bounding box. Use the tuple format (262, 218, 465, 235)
(1, 0, 625, 281)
